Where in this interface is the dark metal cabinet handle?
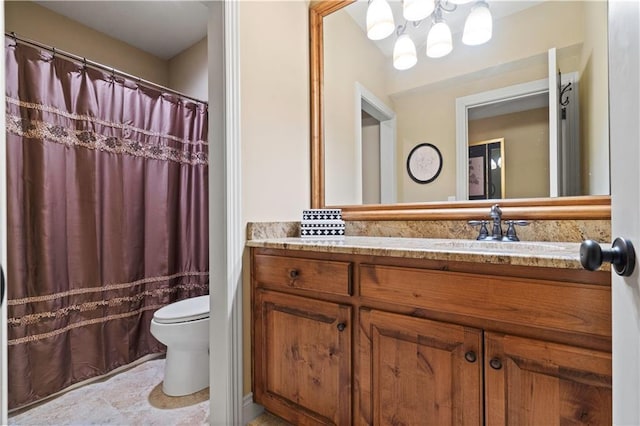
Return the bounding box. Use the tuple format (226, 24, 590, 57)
(580, 238, 636, 276)
(489, 358, 503, 370)
(336, 322, 346, 332)
(464, 351, 477, 363)
(289, 269, 299, 279)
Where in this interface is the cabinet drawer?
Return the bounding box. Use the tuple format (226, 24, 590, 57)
(254, 254, 352, 296)
(360, 264, 611, 339)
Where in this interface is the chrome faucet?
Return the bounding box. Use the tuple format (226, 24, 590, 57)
(468, 204, 529, 241)
(489, 204, 503, 240)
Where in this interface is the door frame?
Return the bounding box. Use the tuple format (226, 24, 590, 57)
(455, 72, 579, 201)
(355, 82, 397, 204)
(455, 78, 549, 200)
(209, 2, 244, 424)
(608, 0, 640, 423)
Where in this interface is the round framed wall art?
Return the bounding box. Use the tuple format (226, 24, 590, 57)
(406, 143, 443, 184)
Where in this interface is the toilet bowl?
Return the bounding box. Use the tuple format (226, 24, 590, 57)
(150, 295, 209, 396)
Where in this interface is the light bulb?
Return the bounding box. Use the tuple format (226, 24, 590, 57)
(426, 20, 452, 58)
(393, 34, 417, 70)
(403, 0, 435, 22)
(463, 1, 492, 46)
(367, 0, 395, 40)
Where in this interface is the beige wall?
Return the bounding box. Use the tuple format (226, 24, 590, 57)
(324, 9, 392, 205)
(580, 1, 609, 195)
(469, 108, 550, 199)
(5, 1, 169, 86)
(240, 1, 310, 223)
(169, 37, 208, 101)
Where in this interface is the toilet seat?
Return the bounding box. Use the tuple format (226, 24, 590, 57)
(153, 295, 209, 324)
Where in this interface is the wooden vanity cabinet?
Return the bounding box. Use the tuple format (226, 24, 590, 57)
(254, 290, 352, 425)
(358, 309, 483, 425)
(484, 332, 612, 425)
(252, 252, 353, 425)
(251, 248, 612, 425)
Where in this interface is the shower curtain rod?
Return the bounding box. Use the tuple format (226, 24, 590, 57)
(5, 32, 208, 105)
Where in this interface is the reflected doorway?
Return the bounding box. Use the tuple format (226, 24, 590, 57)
(362, 110, 381, 204)
(356, 83, 397, 205)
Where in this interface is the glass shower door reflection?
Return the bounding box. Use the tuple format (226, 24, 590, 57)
(468, 138, 505, 200)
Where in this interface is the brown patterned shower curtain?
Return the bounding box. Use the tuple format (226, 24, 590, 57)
(5, 38, 209, 410)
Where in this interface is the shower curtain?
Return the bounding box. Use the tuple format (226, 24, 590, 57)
(5, 38, 209, 409)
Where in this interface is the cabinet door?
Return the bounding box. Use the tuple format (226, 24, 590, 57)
(254, 290, 351, 425)
(485, 332, 612, 425)
(358, 309, 483, 425)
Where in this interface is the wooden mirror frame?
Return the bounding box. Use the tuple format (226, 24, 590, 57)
(310, 0, 610, 221)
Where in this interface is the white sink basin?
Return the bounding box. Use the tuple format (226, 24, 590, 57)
(423, 239, 574, 254)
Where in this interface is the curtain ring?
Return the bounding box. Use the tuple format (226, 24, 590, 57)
(10, 32, 17, 47)
(82, 57, 87, 72)
(52, 47, 56, 59)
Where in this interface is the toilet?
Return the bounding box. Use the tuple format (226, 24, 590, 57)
(150, 295, 210, 396)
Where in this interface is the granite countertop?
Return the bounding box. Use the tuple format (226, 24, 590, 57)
(246, 236, 592, 270)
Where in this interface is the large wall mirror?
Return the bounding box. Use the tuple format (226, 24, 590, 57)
(310, 0, 611, 220)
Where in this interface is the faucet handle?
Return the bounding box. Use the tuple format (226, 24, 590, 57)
(503, 220, 529, 241)
(468, 220, 489, 240)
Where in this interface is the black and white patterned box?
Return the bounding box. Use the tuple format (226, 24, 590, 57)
(300, 209, 345, 239)
(300, 222, 345, 238)
(302, 209, 342, 222)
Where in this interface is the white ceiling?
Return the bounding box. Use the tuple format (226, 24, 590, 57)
(344, 0, 544, 58)
(34, 1, 209, 60)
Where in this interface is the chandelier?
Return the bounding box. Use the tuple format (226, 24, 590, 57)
(366, 0, 493, 70)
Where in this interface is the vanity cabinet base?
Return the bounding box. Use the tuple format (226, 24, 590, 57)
(358, 308, 482, 426)
(253, 289, 351, 425)
(251, 248, 611, 425)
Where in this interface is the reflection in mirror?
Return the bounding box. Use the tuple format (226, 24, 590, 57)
(469, 138, 505, 200)
(322, 0, 609, 206)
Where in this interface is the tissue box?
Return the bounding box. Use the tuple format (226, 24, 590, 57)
(300, 208, 345, 239)
(302, 209, 342, 222)
(300, 222, 345, 238)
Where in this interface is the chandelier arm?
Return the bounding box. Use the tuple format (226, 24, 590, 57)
(396, 22, 408, 36)
(439, 0, 458, 13)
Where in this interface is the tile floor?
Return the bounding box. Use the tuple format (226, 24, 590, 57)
(9, 358, 209, 425)
(246, 413, 291, 426)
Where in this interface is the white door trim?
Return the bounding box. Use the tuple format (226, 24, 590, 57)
(355, 82, 397, 204)
(455, 78, 549, 200)
(609, 0, 640, 423)
(209, 1, 244, 424)
(548, 47, 560, 197)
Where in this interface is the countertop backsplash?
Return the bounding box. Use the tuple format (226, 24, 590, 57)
(246, 219, 610, 243)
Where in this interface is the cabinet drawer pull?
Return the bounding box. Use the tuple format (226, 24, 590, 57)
(489, 358, 503, 370)
(289, 269, 299, 279)
(464, 351, 477, 363)
(336, 322, 346, 332)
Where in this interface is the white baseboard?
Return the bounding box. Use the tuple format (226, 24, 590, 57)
(243, 393, 264, 425)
